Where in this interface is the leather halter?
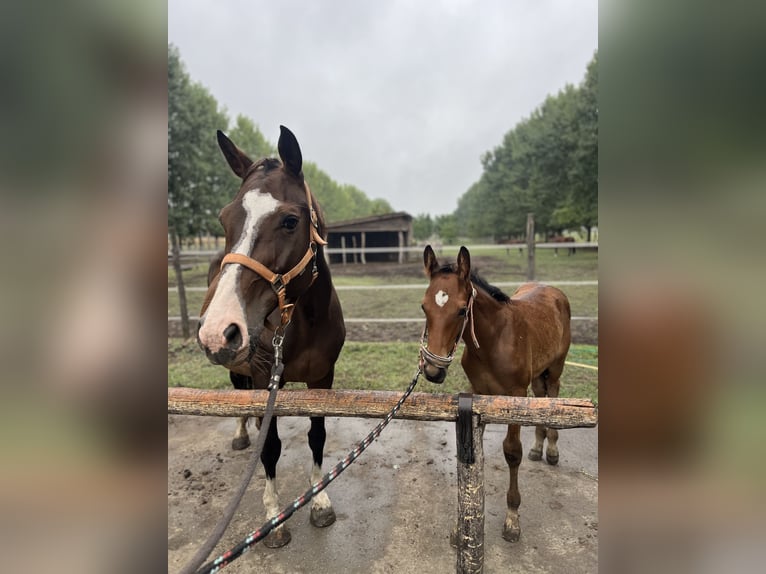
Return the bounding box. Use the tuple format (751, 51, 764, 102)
(219, 181, 327, 328)
(419, 285, 480, 371)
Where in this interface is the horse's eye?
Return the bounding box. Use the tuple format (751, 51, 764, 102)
(420, 304, 425, 314)
(282, 215, 299, 230)
(458, 307, 468, 317)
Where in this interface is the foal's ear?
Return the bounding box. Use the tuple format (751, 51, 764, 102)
(217, 130, 253, 180)
(423, 245, 440, 277)
(457, 246, 471, 282)
(278, 125, 303, 177)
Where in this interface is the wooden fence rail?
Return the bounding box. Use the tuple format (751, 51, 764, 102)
(167, 388, 597, 428)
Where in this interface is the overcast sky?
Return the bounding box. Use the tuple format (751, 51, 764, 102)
(169, 0, 597, 216)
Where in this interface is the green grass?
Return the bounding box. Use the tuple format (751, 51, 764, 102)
(168, 339, 597, 404)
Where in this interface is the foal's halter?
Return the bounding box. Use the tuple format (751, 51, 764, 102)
(419, 285, 480, 371)
(219, 181, 327, 328)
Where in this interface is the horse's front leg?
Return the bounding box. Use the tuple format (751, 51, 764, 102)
(232, 416, 250, 450)
(229, 372, 251, 450)
(503, 423, 523, 542)
(262, 417, 291, 548)
(308, 416, 336, 527)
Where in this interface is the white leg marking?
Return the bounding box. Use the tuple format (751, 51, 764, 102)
(310, 464, 332, 510)
(435, 290, 449, 307)
(234, 417, 248, 439)
(263, 478, 280, 519)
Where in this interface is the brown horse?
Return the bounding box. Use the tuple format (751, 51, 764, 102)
(197, 126, 346, 547)
(420, 245, 571, 542)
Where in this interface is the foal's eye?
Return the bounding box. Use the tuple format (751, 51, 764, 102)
(458, 307, 468, 317)
(282, 215, 299, 230)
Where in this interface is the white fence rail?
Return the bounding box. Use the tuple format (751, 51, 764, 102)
(167, 243, 598, 260)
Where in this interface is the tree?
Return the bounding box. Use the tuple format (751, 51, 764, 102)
(412, 213, 434, 241)
(168, 44, 229, 337)
(569, 52, 598, 240)
(453, 52, 597, 241)
(434, 214, 458, 244)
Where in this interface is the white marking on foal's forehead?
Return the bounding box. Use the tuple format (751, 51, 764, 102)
(435, 290, 449, 307)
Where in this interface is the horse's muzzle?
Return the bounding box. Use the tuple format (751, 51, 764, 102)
(422, 362, 448, 384)
(197, 318, 249, 367)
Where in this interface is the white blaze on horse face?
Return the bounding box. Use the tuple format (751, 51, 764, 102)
(198, 189, 282, 355)
(435, 290, 449, 307)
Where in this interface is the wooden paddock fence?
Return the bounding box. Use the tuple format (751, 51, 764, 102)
(168, 387, 597, 574)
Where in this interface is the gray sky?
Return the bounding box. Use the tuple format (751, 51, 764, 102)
(169, 0, 597, 216)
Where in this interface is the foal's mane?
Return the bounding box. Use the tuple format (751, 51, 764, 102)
(435, 264, 510, 303)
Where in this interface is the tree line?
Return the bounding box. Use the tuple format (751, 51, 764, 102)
(414, 52, 597, 243)
(168, 44, 392, 248)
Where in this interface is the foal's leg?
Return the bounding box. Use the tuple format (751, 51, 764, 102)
(528, 377, 547, 462)
(261, 417, 291, 548)
(230, 372, 251, 450)
(528, 373, 562, 465)
(543, 376, 561, 465)
(308, 416, 336, 527)
(502, 423, 523, 542)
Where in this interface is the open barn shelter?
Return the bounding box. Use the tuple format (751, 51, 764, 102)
(326, 212, 413, 264)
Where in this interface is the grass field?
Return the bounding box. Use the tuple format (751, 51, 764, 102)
(168, 247, 598, 403)
(168, 339, 598, 404)
(168, 248, 598, 319)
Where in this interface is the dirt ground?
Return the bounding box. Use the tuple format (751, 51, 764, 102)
(168, 414, 597, 574)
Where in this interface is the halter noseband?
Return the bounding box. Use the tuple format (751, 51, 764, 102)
(219, 181, 327, 328)
(419, 285, 480, 371)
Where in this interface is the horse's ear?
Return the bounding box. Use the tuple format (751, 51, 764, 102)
(278, 125, 303, 177)
(457, 246, 471, 282)
(423, 245, 439, 277)
(217, 130, 253, 180)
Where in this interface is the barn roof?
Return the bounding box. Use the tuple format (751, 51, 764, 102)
(326, 212, 413, 233)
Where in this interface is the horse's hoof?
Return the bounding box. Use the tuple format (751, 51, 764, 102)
(528, 448, 543, 461)
(545, 452, 559, 465)
(502, 524, 521, 543)
(310, 506, 336, 528)
(231, 436, 250, 451)
(263, 527, 291, 548)
(449, 528, 458, 548)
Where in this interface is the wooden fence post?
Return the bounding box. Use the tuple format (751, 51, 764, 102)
(526, 213, 535, 281)
(456, 394, 485, 574)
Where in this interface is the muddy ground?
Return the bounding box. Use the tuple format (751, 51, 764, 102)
(168, 415, 597, 573)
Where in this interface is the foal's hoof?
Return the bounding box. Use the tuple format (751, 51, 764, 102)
(263, 527, 291, 548)
(231, 436, 250, 451)
(528, 448, 543, 461)
(545, 452, 559, 466)
(310, 506, 337, 528)
(502, 524, 521, 543)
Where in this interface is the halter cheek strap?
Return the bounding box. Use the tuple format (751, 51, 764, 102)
(219, 181, 327, 327)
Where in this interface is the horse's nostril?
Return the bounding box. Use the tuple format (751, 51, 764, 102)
(223, 324, 242, 348)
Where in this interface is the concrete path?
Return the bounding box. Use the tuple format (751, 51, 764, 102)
(168, 415, 597, 574)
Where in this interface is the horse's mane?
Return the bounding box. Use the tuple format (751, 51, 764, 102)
(435, 264, 510, 303)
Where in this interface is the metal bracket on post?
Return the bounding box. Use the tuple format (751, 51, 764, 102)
(457, 393, 475, 464)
